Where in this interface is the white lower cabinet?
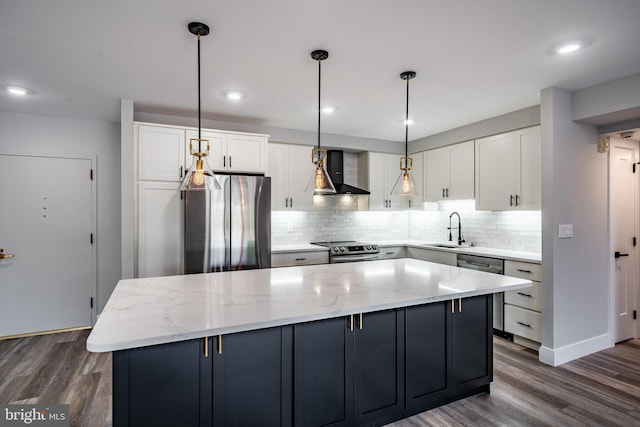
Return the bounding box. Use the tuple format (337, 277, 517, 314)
(271, 251, 329, 267)
(406, 247, 457, 266)
(504, 259, 542, 346)
(137, 182, 183, 278)
(378, 246, 407, 259)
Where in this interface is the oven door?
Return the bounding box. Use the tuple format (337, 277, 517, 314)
(330, 254, 380, 263)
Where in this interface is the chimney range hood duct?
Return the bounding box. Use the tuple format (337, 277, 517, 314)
(325, 150, 370, 195)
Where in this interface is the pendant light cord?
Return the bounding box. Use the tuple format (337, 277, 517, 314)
(404, 76, 409, 169)
(197, 33, 202, 153)
(317, 58, 322, 153)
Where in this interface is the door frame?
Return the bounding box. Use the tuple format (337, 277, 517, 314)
(607, 136, 639, 342)
(0, 151, 98, 327)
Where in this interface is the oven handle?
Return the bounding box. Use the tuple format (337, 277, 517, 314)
(331, 254, 380, 263)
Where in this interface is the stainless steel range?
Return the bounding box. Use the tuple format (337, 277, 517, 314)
(312, 241, 380, 263)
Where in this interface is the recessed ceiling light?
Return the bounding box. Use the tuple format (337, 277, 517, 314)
(224, 91, 244, 100)
(403, 119, 414, 125)
(555, 42, 581, 54)
(322, 106, 335, 114)
(2, 85, 34, 96)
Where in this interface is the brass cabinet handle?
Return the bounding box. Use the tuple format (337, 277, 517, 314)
(451, 300, 455, 313)
(349, 314, 354, 332)
(218, 334, 222, 354)
(204, 336, 209, 358)
(458, 298, 462, 313)
(359, 313, 363, 330)
(0, 250, 14, 259)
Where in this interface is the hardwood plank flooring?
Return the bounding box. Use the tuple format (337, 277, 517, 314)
(0, 330, 638, 426)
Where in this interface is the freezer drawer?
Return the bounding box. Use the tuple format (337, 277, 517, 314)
(504, 305, 541, 342)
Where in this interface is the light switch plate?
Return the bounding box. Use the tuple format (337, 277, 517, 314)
(559, 224, 573, 238)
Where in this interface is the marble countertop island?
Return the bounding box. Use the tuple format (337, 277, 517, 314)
(87, 258, 531, 353)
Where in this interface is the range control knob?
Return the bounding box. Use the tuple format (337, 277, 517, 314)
(366, 246, 371, 250)
(340, 247, 346, 252)
(332, 247, 339, 253)
(372, 245, 378, 250)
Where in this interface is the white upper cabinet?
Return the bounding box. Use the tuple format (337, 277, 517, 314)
(185, 130, 267, 174)
(475, 126, 540, 210)
(360, 152, 408, 210)
(137, 124, 186, 181)
(267, 143, 314, 211)
(423, 141, 475, 202)
(407, 153, 424, 209)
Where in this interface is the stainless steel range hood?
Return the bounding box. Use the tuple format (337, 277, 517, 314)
(326, 150, 370, 195)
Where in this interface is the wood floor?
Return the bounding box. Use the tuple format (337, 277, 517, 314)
(0, 330, 639, 427)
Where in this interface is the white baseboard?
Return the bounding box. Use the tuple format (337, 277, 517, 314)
(538, 333, 612, 366)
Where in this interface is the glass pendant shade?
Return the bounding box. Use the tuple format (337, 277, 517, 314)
(180, 155, 221, 191)
(304, 147, 336, 195)
(390, 157, 418, 196)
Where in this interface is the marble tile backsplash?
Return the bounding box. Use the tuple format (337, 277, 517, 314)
(272, 199, 541, 253)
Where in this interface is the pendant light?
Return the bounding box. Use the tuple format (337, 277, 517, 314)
(305, 49, 336, 195)
(390, 71, 418, 196)
(180, 22, 221, 191)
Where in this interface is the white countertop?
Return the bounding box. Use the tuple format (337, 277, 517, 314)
(272, 240, 541, 263)
(87, 258, 531, 353)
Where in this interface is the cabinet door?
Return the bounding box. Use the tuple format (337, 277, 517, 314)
(517, 126, 541, 209)
(405, 302, 450, 414)
(408, 152, 424, 208)
(294, 317, 353, 427)
(137, 182, 183, 278)
(448, 141, 475, 200)
(186, 130, 227, 172)
(386, 154, 407, 209)
(475, 132, 518, 210)
(113, 339, 208, 427)
(267, 143, 289, 210)
(137, 124, 185, 181)
(367, 152, 388, 210)
(407, 247, 457, 266)
(226, 134, 267, 173)
(424, 147, 449, 201)
(353, 309, 404, 426)
(452, 295, 492, 393)
(287, 144, 314, 210)
(212, 327, 293, 427)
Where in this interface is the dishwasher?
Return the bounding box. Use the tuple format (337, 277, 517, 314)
(456, 253, 511, 339)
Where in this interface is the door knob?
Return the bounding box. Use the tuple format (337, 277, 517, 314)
(0, 249, 15, 259)
(614, 251, 629, 259)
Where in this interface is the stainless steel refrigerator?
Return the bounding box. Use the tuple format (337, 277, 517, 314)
(184, 174, 271, 273)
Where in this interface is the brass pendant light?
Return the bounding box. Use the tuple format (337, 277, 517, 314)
(305, 49, 336, 195)
(180, 22, 221, 191)
(390, 71, 418, 196)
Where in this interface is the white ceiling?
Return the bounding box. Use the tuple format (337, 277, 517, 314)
(1, 0, 639, 142)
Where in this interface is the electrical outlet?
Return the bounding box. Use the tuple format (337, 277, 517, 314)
(558, 224, 573, 238)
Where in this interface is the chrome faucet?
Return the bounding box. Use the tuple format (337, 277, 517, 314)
(448, 211, 464, 246)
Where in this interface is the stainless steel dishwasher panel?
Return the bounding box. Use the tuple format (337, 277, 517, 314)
(456, 253, 505, 332)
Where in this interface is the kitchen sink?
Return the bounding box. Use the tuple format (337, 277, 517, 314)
(422, 243, 473, 249)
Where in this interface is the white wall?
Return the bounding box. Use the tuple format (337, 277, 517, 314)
(539, 88, 610, 366)
(0, 110, 121, 313)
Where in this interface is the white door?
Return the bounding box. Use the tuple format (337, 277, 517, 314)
(475, 132, 517, 210)
(287, 145, 314, 210)
(0, 154, 93, 337)
(610, 139, 638, 342)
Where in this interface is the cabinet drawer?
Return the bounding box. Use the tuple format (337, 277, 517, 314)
(504, 305, 541, 342)
(504, 260, 541, 281)
(378, 247, 407, 259)
(272, 251, 328, 267)
(504, 282, 541, 311)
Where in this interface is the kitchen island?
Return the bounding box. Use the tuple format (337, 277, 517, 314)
(87, 258, 531, 427)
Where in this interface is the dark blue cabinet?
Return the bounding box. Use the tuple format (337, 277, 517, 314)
(112, 296, 491, 427)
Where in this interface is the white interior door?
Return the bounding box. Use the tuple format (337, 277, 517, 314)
(0, 154, 93, 337)
(610, 139, 638, 342)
